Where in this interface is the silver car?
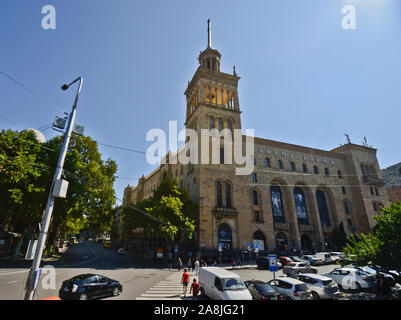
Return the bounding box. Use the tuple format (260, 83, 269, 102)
(291, 273, 341, 300)
(283, 262, 318, 276)
(300, 255, 324, 266)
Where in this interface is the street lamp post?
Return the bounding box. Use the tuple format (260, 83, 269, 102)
(24, 77, 83, 300)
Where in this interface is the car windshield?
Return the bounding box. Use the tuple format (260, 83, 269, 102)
(362, 266, 376, 274)
(222, 278, 246, 291)
(295, 284, 309, 292)
(255, 284, 275, 294)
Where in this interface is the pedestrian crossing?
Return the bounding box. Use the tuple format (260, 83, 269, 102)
(136, 270, 198, 300)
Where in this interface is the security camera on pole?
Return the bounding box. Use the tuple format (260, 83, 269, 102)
(24, 77, 83, 300)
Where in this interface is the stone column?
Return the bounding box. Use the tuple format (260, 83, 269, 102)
(286, 187, 301, 250)
(310, 189, 325, 251)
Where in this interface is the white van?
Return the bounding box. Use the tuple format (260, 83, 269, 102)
(314, 252, 333, 264)
(198, 267, 252, 300)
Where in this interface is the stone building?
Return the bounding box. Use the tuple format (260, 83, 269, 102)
(122, 21, 390, 253)
(387, 186, 401, 202)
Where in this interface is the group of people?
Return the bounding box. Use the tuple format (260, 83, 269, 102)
(170, 256, 208, 275)
(181, 269, 201, 300)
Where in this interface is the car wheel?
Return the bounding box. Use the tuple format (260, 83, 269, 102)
(112, 287, 120, 296)
(354, 282, 362, 292)
(311, 292, 320, 300)
(79, 293, 89, 300)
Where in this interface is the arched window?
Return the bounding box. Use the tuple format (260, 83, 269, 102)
(218, 223, 232, 250)
(316, 190, 331, 227)
(227, 119, 232, 131)
(264, 158, 270, 168)
(338, 170, 343, 179)
(251, 173, 257, 183)
(302, 164, 308, 173)
(290, 162, 296, 172)
(313, 166, 319, 174)
(218, 118, 223, 131)
(277, 160, 283, 169)
(270, 185, 285, 223)
(209, 116, 215, 129)
(252, 190, 259, 206)
(220, 147, 224, 164)
(294, 187, 309, 225)
(324, 168, 329, 176)
(225, 183, 232, 208)
(216, 182, 222, 207)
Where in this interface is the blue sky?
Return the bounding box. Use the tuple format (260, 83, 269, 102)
(1, 0, 401, 204)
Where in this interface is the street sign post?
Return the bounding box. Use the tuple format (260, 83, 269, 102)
(268, 254, 278, 282)
(248, 242, 252, 265)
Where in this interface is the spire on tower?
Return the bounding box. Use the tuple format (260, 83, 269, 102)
(207, 19, 212, 49)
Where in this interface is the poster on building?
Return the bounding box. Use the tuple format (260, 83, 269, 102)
(253, 239, 264, 251)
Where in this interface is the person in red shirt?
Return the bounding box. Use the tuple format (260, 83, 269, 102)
(190, 278, 200, 300)
(181, 269, 190, 297)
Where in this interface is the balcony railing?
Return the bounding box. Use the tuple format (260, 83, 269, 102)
(362, 175, 385, 187)
(274, 222, 290, 231)
(213, 207, 238, 219)
(299, 224, 314, 232)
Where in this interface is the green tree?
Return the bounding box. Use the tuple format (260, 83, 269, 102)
(343, 201, 401, 269)
(122, 177, 197, 244)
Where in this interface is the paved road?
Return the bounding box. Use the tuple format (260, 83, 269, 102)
(0, 242, 172, 300)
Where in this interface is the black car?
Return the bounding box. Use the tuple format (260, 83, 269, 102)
(244, 280, 282, 300)
(59, 274, 123, 300)
(256, 256, 270, 269)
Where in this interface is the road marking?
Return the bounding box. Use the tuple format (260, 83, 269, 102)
(0, 270, 29, 276)
(5, 280, 18, 284)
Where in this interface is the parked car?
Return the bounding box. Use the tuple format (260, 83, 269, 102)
(291, 273, 340, 300)
(315, 252, 334, 264)
(59, 274, 122, 300)
(323, 267, 376, 291)
(368, 265, 401, 284)
(267, 277, 312, 300)
(292, 256, 310, 264)
(244, 280, 282, 300)
(356, 266, 395, 283)
(283, 262, 318, 276)
(300, 255, 323, 266)
(278, 256, 294, 267)
(329, 252, 345, 263)
(198, 267, 252, 300)
(103, 240, 111, 248)
(256, 256, 282, 270)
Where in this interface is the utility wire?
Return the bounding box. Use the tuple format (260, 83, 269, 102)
(0, 69, 65, 114)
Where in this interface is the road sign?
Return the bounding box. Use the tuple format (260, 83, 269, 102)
(268, 254, 278, 272)
(218, 242, 223, 252)
(247, 242, 251, 250)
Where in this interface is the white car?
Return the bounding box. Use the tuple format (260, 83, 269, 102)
(291, 273, 341, 300)
(300, 255, 323, 266)
(329, 252, 344, 262)
(267, 277, 312, 300)
(315, 252, 334, 264)
(323, 267, 376, 291)
(283, 262, 318, 276)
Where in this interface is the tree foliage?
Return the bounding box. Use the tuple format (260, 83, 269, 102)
(0, 129, 117, 248)
(343, 201, 401, 269)
(122, 177, 197, 242)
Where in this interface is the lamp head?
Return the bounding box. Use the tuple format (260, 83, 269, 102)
(61, 84, 69, 91)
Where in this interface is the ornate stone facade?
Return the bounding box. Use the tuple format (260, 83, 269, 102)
(123, 22, 390, 253)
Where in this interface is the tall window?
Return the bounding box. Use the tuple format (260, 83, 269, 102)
(316, 190, 331, 227)
(220, 147, 224, 164)
(254, 210, 261, 223)
(344, 201, 350, 216)
(375, 188, 380, 196)
(338, 170, 343, 179)
(218, 118, 223, 131)
(313, 166, 319, 174)
(252, 190, 259, 206)
(265, 158, 270, 168)
(270, 185, 285, 223)
(290, 162, 296, 172)
(209, 116, 215, 129)
(216, 182, 222, 207)
(277, 160, 283, 169)
(324, 168, 329, 176)
(294, 187, 309, 225)
(227, 119, 232, 131)
(302, 164, 308, 173)
(251, 173, 257, 183)
(342, 186, 346, 195)
(225, 183, 232, 208)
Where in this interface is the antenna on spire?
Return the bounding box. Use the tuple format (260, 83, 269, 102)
(207, 19, 212, 49)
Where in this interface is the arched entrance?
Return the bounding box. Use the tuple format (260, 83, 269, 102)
(253, 231, 266, 251)
(300, 234, 313, 253)
(275, 232, 288, 253)
(218, 223, 232, 250)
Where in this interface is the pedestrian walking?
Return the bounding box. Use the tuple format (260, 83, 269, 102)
(181, 269, 190, 297)
(194, 259, 200, 275)
(232, 258, 236, 269)
(190, 278, 200, 300)
(178, 257, 183, 272)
